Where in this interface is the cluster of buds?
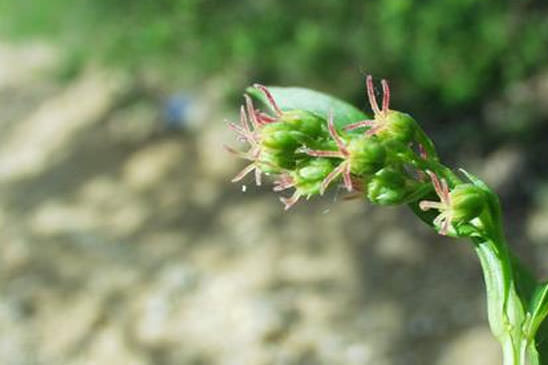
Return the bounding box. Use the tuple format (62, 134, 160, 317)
(226, 85, 325, 185)
(227, 77, 487, 236)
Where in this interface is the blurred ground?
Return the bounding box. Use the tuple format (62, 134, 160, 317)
(4, 40, 548, 365)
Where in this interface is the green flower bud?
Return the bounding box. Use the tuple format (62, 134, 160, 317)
(273, 158, 334, 210)
(279, 110, 324, 137)
(260, 122, 302, 150)
(420, 172, 487, 236)
(293, 158, 334, 196)
(258, 149, 296, 173)
(379, 111, 417, 144)
(347, 137, 386, 175)
(449, 184, 486, 223)
(367, 167, 416, 205)
(344, 78, 417, 145)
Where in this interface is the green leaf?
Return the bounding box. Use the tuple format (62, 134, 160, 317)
(529, 282, 548, 338)
(511, 253, 537, 310)
(247, 86, 369, 129)
(526, 282, 548, 364)
(534, 314, 548, 364)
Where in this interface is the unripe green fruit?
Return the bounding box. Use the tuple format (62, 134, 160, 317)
(348, 137, 386, 175)
(449, 184, 486, 223)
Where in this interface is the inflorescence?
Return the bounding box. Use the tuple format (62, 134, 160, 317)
(226, 76, 487, 236)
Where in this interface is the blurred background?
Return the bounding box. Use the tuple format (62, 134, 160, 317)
(1, 1, 548, 364)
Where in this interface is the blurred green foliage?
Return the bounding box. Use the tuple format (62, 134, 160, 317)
(1, 0, 548, 112)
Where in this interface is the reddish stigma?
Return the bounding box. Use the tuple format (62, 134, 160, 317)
(419, 171, 452, 235)
(226, 85, 281, 186)
(300, 112, 353, 194)
(344, 75, 392, 136)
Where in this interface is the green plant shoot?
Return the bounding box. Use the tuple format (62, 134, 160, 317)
(227, 77, 548, 365)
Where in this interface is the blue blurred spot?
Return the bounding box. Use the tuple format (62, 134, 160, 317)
(163, 93, 191, 131)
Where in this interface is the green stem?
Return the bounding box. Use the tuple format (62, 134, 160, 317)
(472, 233, 539, 364)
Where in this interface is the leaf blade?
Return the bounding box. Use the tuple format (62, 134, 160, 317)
(529, 282, 548, 337)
